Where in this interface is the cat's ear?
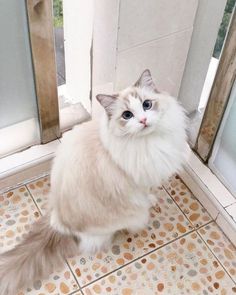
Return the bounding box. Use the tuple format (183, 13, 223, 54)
(96, 94, 118, 117)
(134, 69, 158, 92)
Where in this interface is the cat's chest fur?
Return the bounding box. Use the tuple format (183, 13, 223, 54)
(102, 131, 186, 188)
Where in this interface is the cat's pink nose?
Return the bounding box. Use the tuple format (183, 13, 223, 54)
(140, 117, 147, 125)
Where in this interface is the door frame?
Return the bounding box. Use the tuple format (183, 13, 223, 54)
(194, 9, 236, 162)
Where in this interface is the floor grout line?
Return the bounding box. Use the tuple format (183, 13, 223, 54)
(196, 219, 215, 229)
(162, 184, 196, 229)
(176, 175, 214, 221)
(26, 182, 84, 293)
(65, 259, 83, 294)
(1, 179, 80, 294)
(1, 173, 236, 295)
(0, 172, 50, 195)
(215, 211, 220, 221)
(224, 201, 236, 209)
(80, 228, 197, 290)
(25, 175, 214, 291)
(22, 184, 216, 292)
(3, 173, 235, 292)
(175, 176, 236, 248)
(162, 176, 213, 229)
(79, 220, 215, 290)
(21, 176, 84, 294)
(196, 230, 236, 285)
(69, 289, 84, 295)
(25, 185, 43, 217)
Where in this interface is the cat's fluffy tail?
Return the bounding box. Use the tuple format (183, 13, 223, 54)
(0, 213, 78, 295)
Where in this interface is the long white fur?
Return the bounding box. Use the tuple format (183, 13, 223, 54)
(0, 70, 188, 294)
(49, 71, 188, 252)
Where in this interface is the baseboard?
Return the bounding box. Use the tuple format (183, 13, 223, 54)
(181, 148, 236, 246)
(0, 159, 52, 194)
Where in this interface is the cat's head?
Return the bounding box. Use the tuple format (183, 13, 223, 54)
(96, 70, 180, 137)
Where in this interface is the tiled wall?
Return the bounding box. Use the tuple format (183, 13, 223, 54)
(115, 0, 198, 97)
(92, 0, 120, 88)
(92, 0, 198, 115)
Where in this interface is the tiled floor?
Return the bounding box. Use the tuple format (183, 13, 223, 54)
(0, 174, 236, 294)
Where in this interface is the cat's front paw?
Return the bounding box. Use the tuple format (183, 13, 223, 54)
(148, 193, 158, 207)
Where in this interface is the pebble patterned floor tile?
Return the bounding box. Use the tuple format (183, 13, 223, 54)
(17, 267, 79, 295)
(83, 232, 236, 295)
(164, 174, 212, 228)
(68, 187, 193, 287)
(198, 222, 236, 283)
(27, 176, 50, 214)
(0, 186, 40, 253)
(0, 185, 79, 295)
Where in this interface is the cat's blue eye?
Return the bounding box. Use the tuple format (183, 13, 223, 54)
(143, 100, 152, 110)
(122, 111, 133, 120)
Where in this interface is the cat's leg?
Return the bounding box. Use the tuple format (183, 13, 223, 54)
(126, 208, 149, 233)
(148, 186, 163, 207)
(78, 232, 113, 253)
(148, 193, 158, 207)
(50, 209, 73, 235)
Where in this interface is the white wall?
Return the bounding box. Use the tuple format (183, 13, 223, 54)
(92, 0, 198, 111)
(92, 0, 120, 88)
(92, 0, 120, 117)
(178, 0, 227, 113)
(63, 0, 94, 113)
(92, 0, 228, 118)
(115, 0, 198, 96)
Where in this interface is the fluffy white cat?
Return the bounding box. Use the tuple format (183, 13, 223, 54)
(0, 70, 187, 294)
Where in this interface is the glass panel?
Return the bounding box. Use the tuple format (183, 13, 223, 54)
(213, 0, 236, 58)
(0, 0, 40, 157)
(53, 0, 65, 87)
(188, 0, 235, 146)
(210, 80, 236, 196)
(194, 7, 236, 161)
